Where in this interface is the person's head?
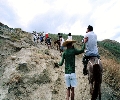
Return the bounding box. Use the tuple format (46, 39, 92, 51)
(58, 33, 60, 36)
(62, 39, 76, 49)
(66, 43, 72, 48)
(86, 25, 93, 33)
(68, 33, 71, 36)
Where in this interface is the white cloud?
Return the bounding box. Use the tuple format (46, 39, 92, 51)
(115, 37, 120, 43)
(0, 0, 120, 42)
(91, 0, 120, 41)
(7, 0, 50, 27)
(6, 0, 92, 27)
(57, 20, 87, 37)
(62, 0, 92, 15)
(51, 0, 92, 14)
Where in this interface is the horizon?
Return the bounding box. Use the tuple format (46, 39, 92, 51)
(1, 21, 120, 43)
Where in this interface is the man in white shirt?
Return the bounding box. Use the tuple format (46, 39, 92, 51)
(35, 32, 39, 43)
(60, 36, 64, 55)
(82, 25, 100, 75)
(68, 33, 72, 40)
(33, 34, 36, 42)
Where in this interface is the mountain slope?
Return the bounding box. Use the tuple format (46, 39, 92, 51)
(0, 23, 120, 99)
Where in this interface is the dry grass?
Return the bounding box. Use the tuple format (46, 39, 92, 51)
(101, 56, 120, 92)
(31, 52, 50, 63)
(8, 73, 22, 84)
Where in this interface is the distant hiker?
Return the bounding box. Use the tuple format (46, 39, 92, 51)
(45, 33, 49, 39)
(58, 39, 85, 100)
(58, 33, 61, 40)
(43, 32, 45, 38)
(53, 33, 61, 50)
(45, 33, 49, 45)
(36, 32, 39, 43)
(82, 25, 100, 75)
(60, 36, 64, 55)
(68, 33, 72, 40)
(46, 37, 52, 49)
(54, 39, 60, 50)
(39, 35, 44, 44)
(33, 34, 36, 42)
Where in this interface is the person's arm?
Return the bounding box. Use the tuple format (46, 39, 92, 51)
(59, 52, 65, 66)
(84, 37, 88, 43)
(75, 43, 85, 55)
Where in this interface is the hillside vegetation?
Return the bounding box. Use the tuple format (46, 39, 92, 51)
(98, 39, 120, 62)
(98, 39, 120, 92)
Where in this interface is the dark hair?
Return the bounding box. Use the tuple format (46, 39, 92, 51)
(87, 25, 93, 31)
(59, 35, 62, 38)
(58, 33, 60, 36)
(68, 33, 71, 36)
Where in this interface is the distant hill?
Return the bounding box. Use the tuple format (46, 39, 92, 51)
(98, 39, 120, 62)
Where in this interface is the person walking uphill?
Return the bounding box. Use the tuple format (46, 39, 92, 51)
(60, 35, 64, 55)
(58, 39, 85, 100)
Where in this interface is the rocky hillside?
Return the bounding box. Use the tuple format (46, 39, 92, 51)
(0, 23, 120, 100)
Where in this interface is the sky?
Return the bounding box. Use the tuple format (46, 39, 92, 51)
(0, 0, 120, 42)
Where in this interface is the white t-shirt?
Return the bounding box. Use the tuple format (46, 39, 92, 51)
(36, 33, 38, 38)
(43, 33, 45, 36)
(33, 34, 36, 39)
(84, 31, 98, 56)
(68, 36, 72, 40)
(60, 38, 64, 46)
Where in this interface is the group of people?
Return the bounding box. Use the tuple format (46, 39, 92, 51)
(58, 25, 100, 100)
(33, 32, 52, 48)
(55, 33, 73, 56)
(33, 31, 44, 44)
(32, 25, 100, 99)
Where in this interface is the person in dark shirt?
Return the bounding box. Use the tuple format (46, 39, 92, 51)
(46, 37, 52, 49)
(58, 39, 85, 100)
(39, 35, 44, 44)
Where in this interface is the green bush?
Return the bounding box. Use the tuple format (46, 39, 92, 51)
(98, 39, 120, 62)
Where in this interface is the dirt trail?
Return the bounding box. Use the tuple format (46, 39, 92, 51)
(31, 43, 119, 100)
(33, 43, 90, 100)
(0, 41, 119, 100)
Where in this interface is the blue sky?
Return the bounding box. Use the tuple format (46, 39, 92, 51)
(0, 0, 120, 42)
